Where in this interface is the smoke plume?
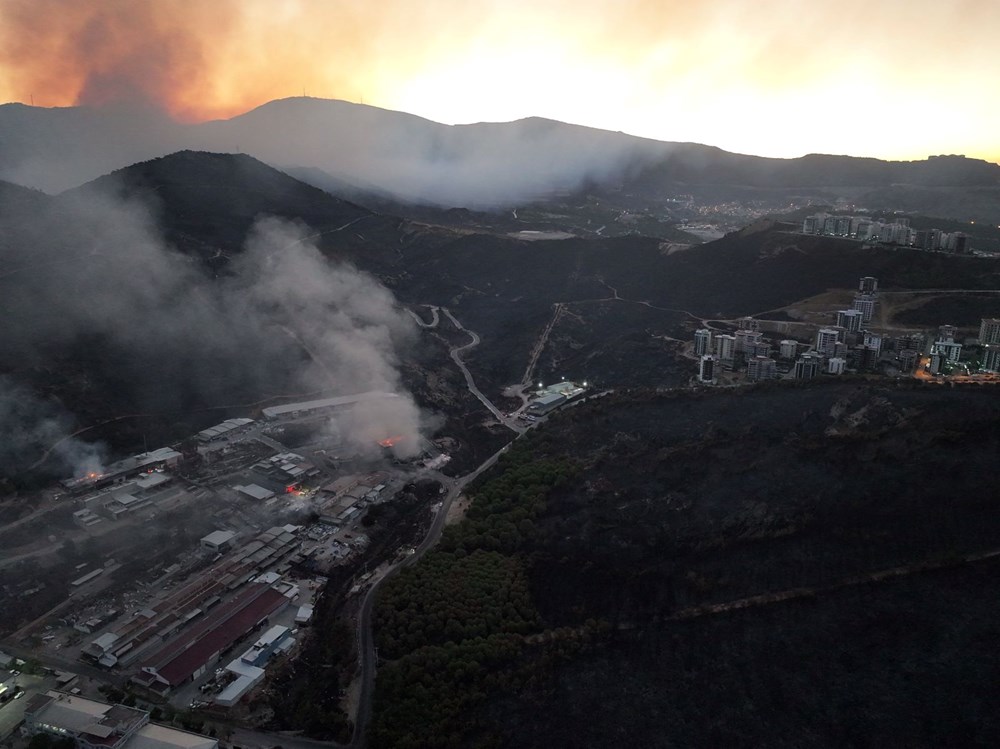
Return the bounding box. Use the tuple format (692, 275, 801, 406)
(0, 186, 426, 480)
(0, 377, 107, 479)
(1, 0, 997, 168)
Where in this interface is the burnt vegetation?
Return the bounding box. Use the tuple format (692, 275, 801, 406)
(370, 381, 1000, 748)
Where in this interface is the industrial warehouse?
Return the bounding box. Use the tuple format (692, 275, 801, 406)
(260, 390, 400, 420)
(525, 381, 588, 417)
(3, 383, 451, 729)
(22, 690, 218, 749)
(82, 526, 301, 674)
(61, 447, 182, 494)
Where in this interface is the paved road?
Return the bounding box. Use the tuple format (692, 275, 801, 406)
(350, 443, 511, 747)
(440, 308, 523, 434)
(0, 643, 128, 688)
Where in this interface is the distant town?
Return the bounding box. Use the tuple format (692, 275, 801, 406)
(692, 276, 1000, 387)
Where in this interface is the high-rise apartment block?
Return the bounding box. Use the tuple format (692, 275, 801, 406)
(746, 356, 777, 382)
(931, 339, 962, 362)
(694, 328, 714, 356)
(698, 355, 717, 383)
(816, 328, 840, 357)
(837, 309, 864, 333)
(793, 354, 821, 380)
(979, 318, 1000, 346)
(981, 344, 1000, 373)
(714, 334, 736, 361)
(853, 293, 877, 323)
(827, 357, 847, 375)
(778, 340, 799, 359)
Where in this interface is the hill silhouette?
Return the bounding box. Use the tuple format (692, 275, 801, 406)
(1, 98, 997, 219)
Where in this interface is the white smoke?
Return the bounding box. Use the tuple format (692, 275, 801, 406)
(0, 190, 428, 481)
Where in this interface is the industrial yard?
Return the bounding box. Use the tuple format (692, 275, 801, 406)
(0, 391, 455, 740)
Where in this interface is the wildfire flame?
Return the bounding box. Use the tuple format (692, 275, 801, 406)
(378, 435, 405, 448)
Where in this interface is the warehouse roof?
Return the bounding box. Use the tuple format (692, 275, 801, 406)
(261, 391, 398, 419)
(125, 723, 218, 749)
(201, 530, 236, 547)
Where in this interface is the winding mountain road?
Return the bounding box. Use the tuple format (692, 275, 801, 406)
(224, 304, 522, 749)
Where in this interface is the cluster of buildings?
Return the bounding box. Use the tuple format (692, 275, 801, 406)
(81, 525, 302, 699)
(22, 690, 217, 749)
(801, 213, 971, 253)
(249, 451, 320, 494)
(72, 470, 175, 528)
(525, 381, 588, 417)
(260, 391, 399, 420)
(195, 418, 255, 444)
(695, 277, 1000, 384)
(925, 317, 1000, 374)
(62, 448, 181, 496)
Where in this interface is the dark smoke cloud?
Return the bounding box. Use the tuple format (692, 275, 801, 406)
(0, 376, 107, 478)
(0, 97, 670, 205)
(0, 186, 426, 480)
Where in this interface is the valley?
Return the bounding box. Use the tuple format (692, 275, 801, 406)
(1, 145, 999, 749)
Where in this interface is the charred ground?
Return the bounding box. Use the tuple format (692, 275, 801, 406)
(371, 381, 1000, 748)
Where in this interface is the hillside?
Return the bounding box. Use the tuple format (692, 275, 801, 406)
(60, 151, 397, 266)
(370, 381, 1000, 747)
(2, 98, 998, 219)
(3, 151, 1000, 483)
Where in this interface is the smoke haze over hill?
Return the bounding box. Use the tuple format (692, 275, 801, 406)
(0, 182, 425, 479)
(1, 98, 998, 210)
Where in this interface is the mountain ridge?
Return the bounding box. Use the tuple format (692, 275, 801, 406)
(1, 98, 997, 214)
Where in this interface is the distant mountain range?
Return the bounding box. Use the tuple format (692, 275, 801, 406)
(1, 97, 999, 219)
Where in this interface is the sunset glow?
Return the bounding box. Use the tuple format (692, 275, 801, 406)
(1, 0, 998, 162)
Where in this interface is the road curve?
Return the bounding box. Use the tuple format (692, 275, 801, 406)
(350, 446, 512, 746)
(440, 308, 523, 434)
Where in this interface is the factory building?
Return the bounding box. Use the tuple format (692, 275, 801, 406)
(200, 531, 237, 553)
(100, 494, 151, 521)
(527, 393, 566, 415)
(131, 582, 290, 695)
(62, 448, 182, 495)
(83, 528, 299, 670)
(214, 626, 295, 708)
(196, 418, 255, 443)
(22, 691, 217, 749)
(261, 391, 399, 420)
(234, 484, 275, 502)
(251, 453, 319, 493)
(524, 381, 586, 417)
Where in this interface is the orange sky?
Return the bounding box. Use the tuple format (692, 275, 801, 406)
(1, 0, 998, 163)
